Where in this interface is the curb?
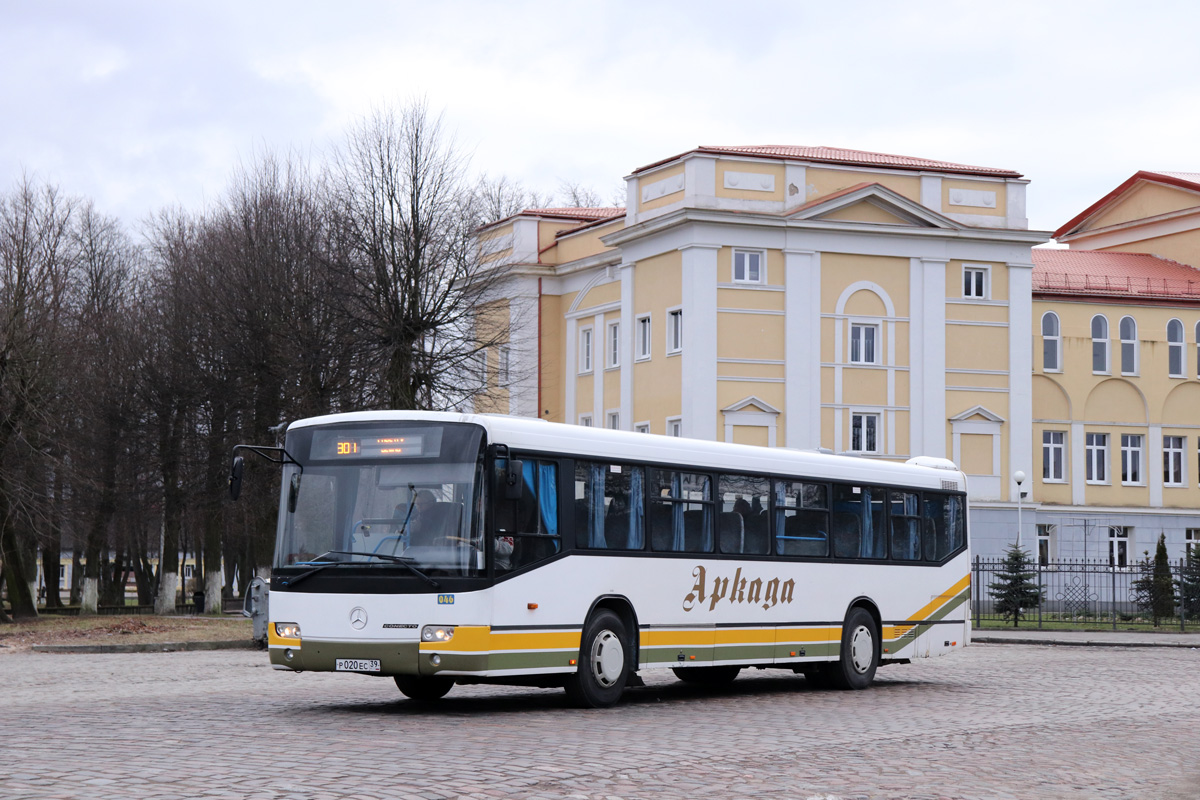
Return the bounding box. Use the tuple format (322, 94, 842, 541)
(972, 636, 1200, 649)
(30, 639, 258, 654)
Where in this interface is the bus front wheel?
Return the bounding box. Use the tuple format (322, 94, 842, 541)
(565, 610, 629, 708)
(394, 675, 454, 701)
(828, 607, 879, 690)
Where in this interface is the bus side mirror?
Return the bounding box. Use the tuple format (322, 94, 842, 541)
(288, 473, 301, 513)
(229, 457, 245, 500)
(504, 460, 524, 500)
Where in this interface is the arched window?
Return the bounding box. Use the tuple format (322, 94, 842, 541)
(1119, 316, 1138, 375)
(1168, 319, 1184, 377)
(1041, 312, 1061, 372)
(1091, 315, 1109, 374)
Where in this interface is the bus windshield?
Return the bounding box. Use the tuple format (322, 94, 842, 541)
(273, 422, 486, 578)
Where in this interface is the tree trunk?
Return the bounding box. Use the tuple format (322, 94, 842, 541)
(70, 548, 82, 605)
(0, 499, 38, 619)
(41, 540, 63, 609)
(154, 408, 185, 615)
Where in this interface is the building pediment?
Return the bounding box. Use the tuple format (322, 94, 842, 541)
(949, 405, 1005, 424)
(1055, 171, 1200, 240)
(722, 395, 781, 415)
(786, 182, 965, 230)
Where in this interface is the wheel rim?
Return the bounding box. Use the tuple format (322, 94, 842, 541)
(590, 629, 624, 687)
(849, 625, 874, 674)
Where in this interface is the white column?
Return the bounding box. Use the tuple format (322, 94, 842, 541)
(1071, 421, 1086, 506)
(680, 244, 719, 440)
(920, 176, 943, 212)
(507, 285, 539, 418)
(593, 312, 605, 425)
(620, 263, 635, 430)
(909, 258, 925, 455)
(785, 249, 820, 449)
(565, 317, 577, 423)
(1008, 262, 1034, 501)
(918, 258, 948, 457)
(1149, 424, 1163, 507)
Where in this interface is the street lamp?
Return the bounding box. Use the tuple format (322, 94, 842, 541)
(1013, 470, 1026, 550)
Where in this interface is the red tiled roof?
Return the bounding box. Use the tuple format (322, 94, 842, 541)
(524, 207, 624, 220)
(1054, 170, 1200, 239)
(633, 145, 1021, 178)
(1032, 249, 1200, 300)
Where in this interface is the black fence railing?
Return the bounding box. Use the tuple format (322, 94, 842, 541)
(972, 556, 1200, 631)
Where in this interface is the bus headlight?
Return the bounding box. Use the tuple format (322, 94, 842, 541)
(421, 625, 454, 642)
(275, 623, 301, 639)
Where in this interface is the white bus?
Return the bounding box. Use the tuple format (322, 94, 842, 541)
(233, 411, 970, 708)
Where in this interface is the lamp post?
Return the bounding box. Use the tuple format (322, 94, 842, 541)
(1013, 470, 1026, 550)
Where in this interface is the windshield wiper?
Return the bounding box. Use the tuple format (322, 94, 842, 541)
(283, 550, 441, 590)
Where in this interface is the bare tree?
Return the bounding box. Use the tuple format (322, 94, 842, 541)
(473, 173, 550, 225)
(330, 100, 513, 410)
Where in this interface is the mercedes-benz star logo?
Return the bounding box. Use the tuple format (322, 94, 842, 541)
(349, 606, 368, 630)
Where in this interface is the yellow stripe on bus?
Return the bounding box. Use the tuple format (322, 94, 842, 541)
(418, 627, 582, 654)
(907, 573, 970, 623)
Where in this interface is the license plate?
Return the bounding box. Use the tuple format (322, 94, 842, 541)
(335, 659, 380, 672)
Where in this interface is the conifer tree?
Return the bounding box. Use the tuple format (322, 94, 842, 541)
(988, 544, 1042, 627)
(1133, 534, 1177, 626)
(1180, 544, 1200, 621)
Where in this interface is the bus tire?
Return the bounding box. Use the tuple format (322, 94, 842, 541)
(828, 607, 879, 690)
(672, 666, 741, 685)
(565, 610, 629, 708)
(394, 675, 454, 701)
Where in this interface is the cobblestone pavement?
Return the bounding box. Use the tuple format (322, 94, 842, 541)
(1, 644, 1198, 800)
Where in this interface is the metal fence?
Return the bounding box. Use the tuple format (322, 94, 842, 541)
(972, 556, 1200, 631)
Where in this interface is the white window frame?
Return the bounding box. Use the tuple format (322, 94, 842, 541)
(1120, 433, 1143, 486)
(1186, 528, 1200, 557)
(498, 346, 510, 385)
(732, 249, 766, 284)
(635, 314, 652, 361)
(1085, 432, 1108, 484)
(849, 322, 880, 365)
(962, 264, 989, 299)
(1108, 526, 1131, 570)
(634, 421, 650, 434)
(1119, 316, 1138, 376)
(1195, 322, 1200, 377)
(666, 416, 682, 437)
(1036, 523, 1056, 567)
(850, 411, 881, 454)
(1041, 311, 1062, 373)
(606, 321, 620, 370)
(1168, 319, 1185, 378)
(1164, 435, 1185, 486)
(666, 307, 683, 355)
(606, 410, 620, 430)
(578, 414, 593, 427)
(578, 326, 593, 374)
(1091, 315, 1110, 375)
(1042, 430, 1066, 483)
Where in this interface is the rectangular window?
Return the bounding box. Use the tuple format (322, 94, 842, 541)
(830, 484, 887, 559)
(498, 346, 510, 384)
(634, 422, 650, 434)
(1037, 523, 1055, 566)
(1042, 430, 1066, 482)
(851, 413, 879, 454)
(718, 474, 770, 555)
(733, 250, 764, 283)
(889, 491, 922, 561)
(579, 327, 593, 373)
(667, 417, 682, 437)
(1187, 528, 1200, 557)
(1164, 436, 1185, 486)
(667, 309, 683, 354)
(494, 459, 561, 573)
(578, 414, 592, 427)
(963, 265, 988, 299)
(635, 314, 651, 360)
(1121, 434, 1143, 485)
(574, 461, 644, 551)
(648, 469, 712, 553)
(921, 493, 965, 562)
(1109, 526, 1130, 569)
(606, 322, 620, 369)
(607, 411, 620, 430)
(1085, 433, 1108, 484)
(849, 323, 878, 364)
(774, 480, 829, 557)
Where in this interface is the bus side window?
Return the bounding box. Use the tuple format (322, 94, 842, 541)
(574, 461, 645, 550)
(718, 474, 769, 555)
(922, 493, 965, 562)
(648, 469, 712, 553)
(495, 459, 560, 574)
(889, 491, 921, 561)
(831, 485, 862, 559)
(774, 480, 828, 557)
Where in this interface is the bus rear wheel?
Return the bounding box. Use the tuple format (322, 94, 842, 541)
(827, 607, 879, 690)
(565, 610, 629, 708)
(672, 666, 741, 685)
(394, 675, 454, 701)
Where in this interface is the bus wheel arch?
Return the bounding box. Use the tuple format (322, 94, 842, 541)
(566, 597, 638, 708)
(584, 595, 640, 670)
(828, 598, 882, 691)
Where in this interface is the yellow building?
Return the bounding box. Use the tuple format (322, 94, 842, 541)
(478, 144, 1051, 556)
(1028, 171, 1200, 564)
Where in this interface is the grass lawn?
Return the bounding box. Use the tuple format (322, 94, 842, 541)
(0, 614, 252, 652)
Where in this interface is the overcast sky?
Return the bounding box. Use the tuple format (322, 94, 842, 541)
(3, 1, 1198, 238)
